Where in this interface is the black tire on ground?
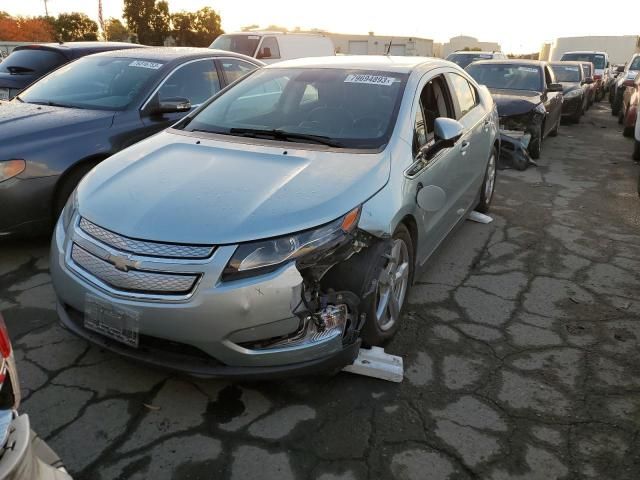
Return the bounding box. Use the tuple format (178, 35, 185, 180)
(572, 110, 582, 124)
(618, 109, 624, 124)
(623, 126, 634, 138)
(53, 161, 99, 222)
(322, 224, 414, 346)
(528, 126, 542, 159)
(549, 117, 560, 137)
(633, 140, 640, 161)
(476, 147, 498, 213)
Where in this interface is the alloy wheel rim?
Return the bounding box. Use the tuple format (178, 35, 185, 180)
(375, 238, 410, 331)
(485, 153, 496, 203)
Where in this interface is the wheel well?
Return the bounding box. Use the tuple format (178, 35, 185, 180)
(493, 138, 500, 157)
(52, 156, 105, 216)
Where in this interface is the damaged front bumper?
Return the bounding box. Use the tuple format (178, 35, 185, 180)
(498, 130, 533, 170)
(50, 213, 365, 379)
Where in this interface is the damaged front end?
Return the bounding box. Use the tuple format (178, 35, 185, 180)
(233, 206, 378, 363)
(499, 131, 534, 171)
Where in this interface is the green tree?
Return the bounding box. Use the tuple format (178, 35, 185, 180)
(104, 18, 130, 42)
(171, 7, 223, 47)
(54, 12, 99, 41)
(123, 0, 166, 45)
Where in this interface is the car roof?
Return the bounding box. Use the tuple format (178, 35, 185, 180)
(468, 59, 546, 67)
(266, 55, 448, 73)
(563, 51, 607, 55)
(550, 61, 585, 66)
(89, 47, 261, 64)
(14, 42, 141, 55)
(450, 51, 500, 55)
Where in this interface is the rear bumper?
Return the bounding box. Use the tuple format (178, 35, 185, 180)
(0, 414, 71, 480)
(0, 176, 57, 238)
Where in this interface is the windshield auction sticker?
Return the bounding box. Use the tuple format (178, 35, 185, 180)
(517, 67, 539, 73)
(129, 60, 164, 70)
(344, 74, 397, 86)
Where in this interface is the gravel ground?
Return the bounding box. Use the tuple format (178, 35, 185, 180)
(1, 103, 639, 480)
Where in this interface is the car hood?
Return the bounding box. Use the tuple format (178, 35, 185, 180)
(78, 131, 391, 245)
(562, 82, 582, 94)
(489, 88, 542, 116)
(0, 101, 114, 147)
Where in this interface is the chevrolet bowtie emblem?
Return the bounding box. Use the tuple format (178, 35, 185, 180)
(106, 253, 140, 272)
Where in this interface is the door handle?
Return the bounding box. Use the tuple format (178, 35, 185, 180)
(460, 140, 470, 153)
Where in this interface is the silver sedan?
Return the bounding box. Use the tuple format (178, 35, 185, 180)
(51, 55, 499, 377)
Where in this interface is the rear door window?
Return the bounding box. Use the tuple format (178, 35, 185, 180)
(0, 49, 67, 75)
(447, 73, 478, 119)
(219, 59, 258, 84)
(157, 59, 220, 106)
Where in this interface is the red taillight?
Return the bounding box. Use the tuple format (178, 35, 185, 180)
(623, 79, 635, 87)
(0, 315, 11, 359)
(593, 74, 602, 80)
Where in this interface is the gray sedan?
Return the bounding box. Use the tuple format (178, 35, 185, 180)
(51, 56, 499, 377)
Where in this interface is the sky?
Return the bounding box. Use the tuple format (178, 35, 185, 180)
(2, 0, 637, 54)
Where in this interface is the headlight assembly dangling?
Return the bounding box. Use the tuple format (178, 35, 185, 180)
(222, 206, 361, 280)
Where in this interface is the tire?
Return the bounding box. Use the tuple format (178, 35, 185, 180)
(572, 110, 582, 124)
(549, 117, 560, 137)
(323, 224, 414, 346)
(476, 147, 497, 213)
(528, 125, 542, 159)
(53, 161, 99, 222)
(633, 140, 640, 161)
(623, 126, 634, 138)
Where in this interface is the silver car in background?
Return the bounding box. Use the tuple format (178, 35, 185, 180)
(51, 56, 499, 378)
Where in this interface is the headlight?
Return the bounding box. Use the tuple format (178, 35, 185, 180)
(564, 89, 581, 98)
(0, 160, 26, 183)
(222, 206, 361, 280)
(61, 189, 78, 232)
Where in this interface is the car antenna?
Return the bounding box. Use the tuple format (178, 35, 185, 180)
(386, 38, 393, 56)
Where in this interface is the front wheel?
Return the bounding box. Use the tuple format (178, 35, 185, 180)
(528, 126, 542, 159)
(476, 148, 497, 212)
(633, 140, 640, 161)
(549, 116, 560, 137)
(623, 125, 634, 138)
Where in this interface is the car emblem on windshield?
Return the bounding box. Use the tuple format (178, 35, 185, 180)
(106, 253, 140, 272)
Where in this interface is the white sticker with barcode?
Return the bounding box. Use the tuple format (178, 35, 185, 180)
(344, 74, 396, 86)
(518, 67, 538, 73)
(129, 60, 163, 70)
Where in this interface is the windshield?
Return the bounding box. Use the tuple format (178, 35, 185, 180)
(551, 64, 581, 83)
(181, 68, 408, 149)
(630, 56, 640, 71)
(0, 49, 66, 75)
(19, 56, 164, 110)
(581, 64, 592, 77)
(447, 53, 494, 69)
(562, 53, 605, 70)
(210, 34, 260, 57)
(466, 63, 542, 92)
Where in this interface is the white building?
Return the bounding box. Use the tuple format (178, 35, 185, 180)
(440, 36, 501, 58)
(328, 32, 433, 57)
(549, 36, 640, 64)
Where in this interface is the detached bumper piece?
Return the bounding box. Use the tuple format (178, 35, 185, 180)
(498, 131, 534, 171)
(0, 414, 72, 480)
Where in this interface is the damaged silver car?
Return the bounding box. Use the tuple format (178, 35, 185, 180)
(50, 56, 499, 378)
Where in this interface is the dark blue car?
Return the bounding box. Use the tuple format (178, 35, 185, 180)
(0, 47, 262, 237)
(0, 42, 142, 101)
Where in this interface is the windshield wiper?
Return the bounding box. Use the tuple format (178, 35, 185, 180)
(28, 100, 78, 109)
(228, 128, 343, 147)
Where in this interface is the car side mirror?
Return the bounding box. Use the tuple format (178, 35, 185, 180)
(547, 83, 563, 92)
(148, 97, 191, 116)
(257, 47, 272, 59)
(418, 118, 465, 160)
(617, 65, 625, 73)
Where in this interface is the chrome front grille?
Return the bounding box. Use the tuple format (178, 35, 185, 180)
(79, 218, 214, 259)
(71, 244, 199, 295)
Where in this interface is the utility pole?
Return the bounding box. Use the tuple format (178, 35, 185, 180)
(44, 0, 49, 17)
(98, 0, 106, 40)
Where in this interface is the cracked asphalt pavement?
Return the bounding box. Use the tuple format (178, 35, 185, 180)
(1, 104, 640, 479)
